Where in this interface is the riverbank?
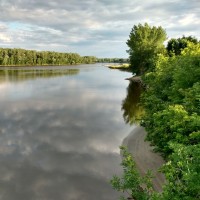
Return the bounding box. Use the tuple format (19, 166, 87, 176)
(122, 126, 165, 192)
(105, 63, 132, 72)
(0, 63, 96, 67)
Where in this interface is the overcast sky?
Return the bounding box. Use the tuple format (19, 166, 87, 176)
(0, 0, 199, 58)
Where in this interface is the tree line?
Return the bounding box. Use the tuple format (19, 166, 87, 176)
(126, 23, 199, 75)
(0, 48, 97, 66)
(97, 58, 129, 63)
(111, 23, 200, 200)
(0, 47, 129, 66)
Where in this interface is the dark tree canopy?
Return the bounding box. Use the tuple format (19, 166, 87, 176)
(167, 35, 199, 56)
(126, 23, 167, 75)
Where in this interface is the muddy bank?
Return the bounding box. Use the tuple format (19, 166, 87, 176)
(122, 126, 165, 192)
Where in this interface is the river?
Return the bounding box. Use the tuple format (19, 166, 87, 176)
(0, 64, 140, 200)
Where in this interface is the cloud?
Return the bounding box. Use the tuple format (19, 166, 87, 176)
(0, 0, 199, 57)
(0, 66, 132, 199)
(0, 33, 12, 43)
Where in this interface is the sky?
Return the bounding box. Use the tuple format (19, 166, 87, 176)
(0, 0, 199, 58)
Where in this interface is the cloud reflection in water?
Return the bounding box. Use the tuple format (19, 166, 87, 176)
(0, 65, 132, 200)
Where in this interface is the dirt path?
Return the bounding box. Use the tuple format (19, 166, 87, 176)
(122, 126, 165, 192)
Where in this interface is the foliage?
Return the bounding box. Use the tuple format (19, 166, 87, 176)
(126, 23, 167, 75)
(110, 146, 154, 200)
(142, 43, 200, 156)
(111, 36, 200, 200)
(97, 58, 129, 63)
(182, 82, 200, 115)
(145, 105, 200, 155)
(181, 42, 200, 56)
(156, 143, 200, 200)
(111, 145, 200, 200)
(139, 42, 200, 198)
(167, 36, 199, 56)
(0, 48, 97, 66)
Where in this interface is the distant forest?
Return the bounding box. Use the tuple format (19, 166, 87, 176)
(97, 57, 129, 63)
(0, 48, 97, 66)
(0, 47, 128, 66)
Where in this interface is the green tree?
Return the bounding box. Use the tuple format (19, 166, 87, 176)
(157, 143, 200, 200)
(145, 105, 200, 155)
(142, 43, 200, 156)
(110, 146, 154, 200)
(166, 35, 199, 56)
(111, 39, 200, 200)
(111, 145, 200, 200)
(126, 23, 167, 75)
(0, 47, 96, 66)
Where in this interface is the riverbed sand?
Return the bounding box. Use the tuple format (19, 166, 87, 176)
(122, 126, 165, 192)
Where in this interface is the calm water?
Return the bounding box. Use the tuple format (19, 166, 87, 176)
(0, 64, 139, 200)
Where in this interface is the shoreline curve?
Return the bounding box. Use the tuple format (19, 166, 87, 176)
(122, 126, 165, 192)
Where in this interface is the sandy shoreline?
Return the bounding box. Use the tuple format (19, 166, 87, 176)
(122, 126, 165, 192)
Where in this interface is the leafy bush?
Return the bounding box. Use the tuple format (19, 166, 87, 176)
(110, 146, 154, 200)
(142, 43, 200, 156)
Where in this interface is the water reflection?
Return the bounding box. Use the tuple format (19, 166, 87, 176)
(122, 81, 144, 125)
(0, 65, 132, 200)
(0, 68, 79, 83)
